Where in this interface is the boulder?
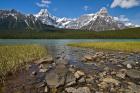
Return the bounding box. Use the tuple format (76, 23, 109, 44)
(74, 71, 85, 79)
(35, 57, 53, 65)
(84, 55, 93, 61)
(78, 77, 86, 83)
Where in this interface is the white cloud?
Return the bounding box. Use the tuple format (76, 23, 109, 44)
(119, 15, 129, 22)
(41, 0, 51, 4)
(114, 15, 129, 22)
(111, 0, 140, 8)
(36, 3, 47, 7)
(83, 5, 91, 11)
(36, 0, 51, 8)
(114, 15, 134, 26)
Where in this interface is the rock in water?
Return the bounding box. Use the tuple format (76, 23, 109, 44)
(84, 55, 93, 61)
(45, 64, 68, 87)
(126, 64, 132, 69)
(126, 70, 140, 79)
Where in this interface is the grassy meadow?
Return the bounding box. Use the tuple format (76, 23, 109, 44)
(0, 27, 140, 39)
(68, 42, 140, 53)
(0, 45, 47, 81)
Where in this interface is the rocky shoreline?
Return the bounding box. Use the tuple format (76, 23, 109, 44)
(1, 46, 140, 93)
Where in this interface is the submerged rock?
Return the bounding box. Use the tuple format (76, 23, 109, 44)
(45, 64, 68, 88)
(126, 70, 140, 79)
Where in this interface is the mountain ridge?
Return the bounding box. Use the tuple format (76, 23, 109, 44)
(35, 7, 137, 31)
(0, 8, 139, 32)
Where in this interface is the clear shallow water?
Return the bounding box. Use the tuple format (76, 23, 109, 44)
(0, 39, 140, 46)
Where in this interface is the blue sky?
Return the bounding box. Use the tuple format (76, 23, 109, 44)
(0, 0, 140, 25)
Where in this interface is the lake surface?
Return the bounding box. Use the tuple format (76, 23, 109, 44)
(0, 39, 140, 46)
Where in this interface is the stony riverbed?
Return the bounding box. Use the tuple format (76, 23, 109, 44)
(1, 46, 140, 93)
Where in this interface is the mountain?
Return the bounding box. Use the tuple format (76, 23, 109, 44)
(35, 7, 130, 31)
(34, 9, 58, 27)
(0, 9, 54, 31)
(34, 9, 75, 28)
(65, 7, 126, 31)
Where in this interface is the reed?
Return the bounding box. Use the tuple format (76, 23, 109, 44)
(68, 42, 140, 52)
(0, 45, 47, 82)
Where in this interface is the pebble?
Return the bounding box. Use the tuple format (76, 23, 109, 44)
(127, 64, 132, 69)
(31, 71, 37, 76)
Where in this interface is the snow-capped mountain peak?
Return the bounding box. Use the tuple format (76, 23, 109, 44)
(35, 9, 49, 17)
(65, 7, 126, 31)
(35, 9, 58, 26)
(97, 7, 108, 16)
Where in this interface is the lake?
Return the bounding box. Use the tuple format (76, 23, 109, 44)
(0, 39, 140, 46)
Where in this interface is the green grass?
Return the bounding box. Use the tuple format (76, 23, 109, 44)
(68, 42, 140, 53)
(0, 45, 47, 81)
(0, 27, 140, 39)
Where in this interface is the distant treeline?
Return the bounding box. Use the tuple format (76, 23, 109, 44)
(0, 27, 140, 39)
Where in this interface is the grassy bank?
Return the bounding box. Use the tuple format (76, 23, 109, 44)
(0, 27, 140, 39)
(0, 45, 47, 81)
(68, 42, 140, 52)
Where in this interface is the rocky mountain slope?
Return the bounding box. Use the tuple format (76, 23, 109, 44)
(0, 9, 54, 31)
(65, 7, 126, 31)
